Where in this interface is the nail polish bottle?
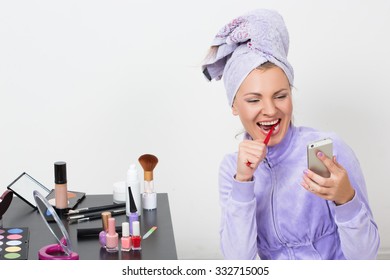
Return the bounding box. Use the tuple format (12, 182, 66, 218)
(121, 222, 132, 252)
(131, 220, 142, 251)
(105, 217, 118, 252)
(126, 164, 141, 215)
(127, 186, 139, 235)
(99, 212, 111, 247)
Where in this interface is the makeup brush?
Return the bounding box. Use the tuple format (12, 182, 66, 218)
(138, 154, 159, 210)
(138, 154, 158, 183)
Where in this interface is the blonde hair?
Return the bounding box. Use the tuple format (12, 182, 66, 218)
(256, 61, 277, 71)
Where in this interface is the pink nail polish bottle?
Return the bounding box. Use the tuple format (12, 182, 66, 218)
(121, 222, 132, 252)
(105, 217, 118, 252)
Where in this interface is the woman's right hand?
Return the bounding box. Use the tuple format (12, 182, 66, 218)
(236, 139, 267, 182)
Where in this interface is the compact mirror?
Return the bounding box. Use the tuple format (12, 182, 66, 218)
(33, 190, 79, 260)
(7, 172, 86, 209)
(7, 172, 51, 209)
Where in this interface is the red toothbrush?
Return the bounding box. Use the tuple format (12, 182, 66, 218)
(263, 123, 277, 146)
(246, 123, 277, 167)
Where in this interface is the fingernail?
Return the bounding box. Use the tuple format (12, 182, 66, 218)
(303, 169, 309, 175)
(317, 151, 323, 158)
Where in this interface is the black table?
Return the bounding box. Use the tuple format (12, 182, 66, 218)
(2, 193, 177, 260)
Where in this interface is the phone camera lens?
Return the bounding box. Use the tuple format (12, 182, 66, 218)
(310, 144, 314, 148)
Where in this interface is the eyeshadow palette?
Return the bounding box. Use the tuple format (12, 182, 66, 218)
(0, 227, 29, 260)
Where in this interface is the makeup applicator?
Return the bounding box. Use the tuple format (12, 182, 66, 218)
(138, 154, 158, 210)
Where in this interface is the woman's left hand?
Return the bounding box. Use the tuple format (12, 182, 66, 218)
(301, 152, 355, 205)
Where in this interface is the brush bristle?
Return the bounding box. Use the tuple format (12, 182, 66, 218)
(138, 154, 159, 171)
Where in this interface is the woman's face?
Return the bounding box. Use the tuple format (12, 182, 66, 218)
(232, 66, 292, 146)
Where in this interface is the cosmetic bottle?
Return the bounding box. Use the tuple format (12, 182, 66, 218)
(131, 220, 142, 251)
(142, 178, 157, 210)
(127, 186, 139, 235)
(105, 217, 118, 252)
(99, 212, 111, 247)
(126, 164, 141, 215)
(121, 222, 132, 252)
(54, 161, 68, 216)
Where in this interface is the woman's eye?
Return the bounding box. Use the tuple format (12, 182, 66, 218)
(246, 99, 260, 103)
(275, 94, 287, 99)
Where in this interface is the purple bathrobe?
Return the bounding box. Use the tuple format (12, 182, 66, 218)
(219, 125, 380, 259)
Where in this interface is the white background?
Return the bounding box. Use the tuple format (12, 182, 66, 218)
(1, 0, 389, 259)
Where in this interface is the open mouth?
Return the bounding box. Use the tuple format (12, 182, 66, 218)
(257, 119, 281, 134)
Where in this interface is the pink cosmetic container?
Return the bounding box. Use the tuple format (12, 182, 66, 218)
(105, 217, 118, 252)
(121, 222, 131, 251)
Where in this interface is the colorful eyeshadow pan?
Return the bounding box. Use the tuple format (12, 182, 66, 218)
(7, 234, 23, 240)
(4, 253, 21, 259)
(0, 227, 29, 260)
(7, 240, 21, 246)
(8, 228, 23, 234)
(5, 246, 21, 253)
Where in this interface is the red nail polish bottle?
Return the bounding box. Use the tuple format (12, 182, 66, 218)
(131, 221, 142, 251)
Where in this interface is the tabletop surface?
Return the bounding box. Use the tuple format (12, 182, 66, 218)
(2, 193, 177, 260)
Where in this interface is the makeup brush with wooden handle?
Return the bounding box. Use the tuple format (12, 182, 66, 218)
(138, 154, 158, 210)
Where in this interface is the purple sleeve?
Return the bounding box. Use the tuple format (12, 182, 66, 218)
(218, 154, 258, 259)
(331, 138, 380, 259)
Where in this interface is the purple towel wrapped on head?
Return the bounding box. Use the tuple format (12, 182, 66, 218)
(202, 9, 294, 107)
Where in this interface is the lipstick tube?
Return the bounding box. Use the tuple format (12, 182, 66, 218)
(105, 217, 118, 252)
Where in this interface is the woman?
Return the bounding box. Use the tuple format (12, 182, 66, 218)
(202, 9, 379, 260)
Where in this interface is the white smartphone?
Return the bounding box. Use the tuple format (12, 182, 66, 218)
(307, 138, 333, 178)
